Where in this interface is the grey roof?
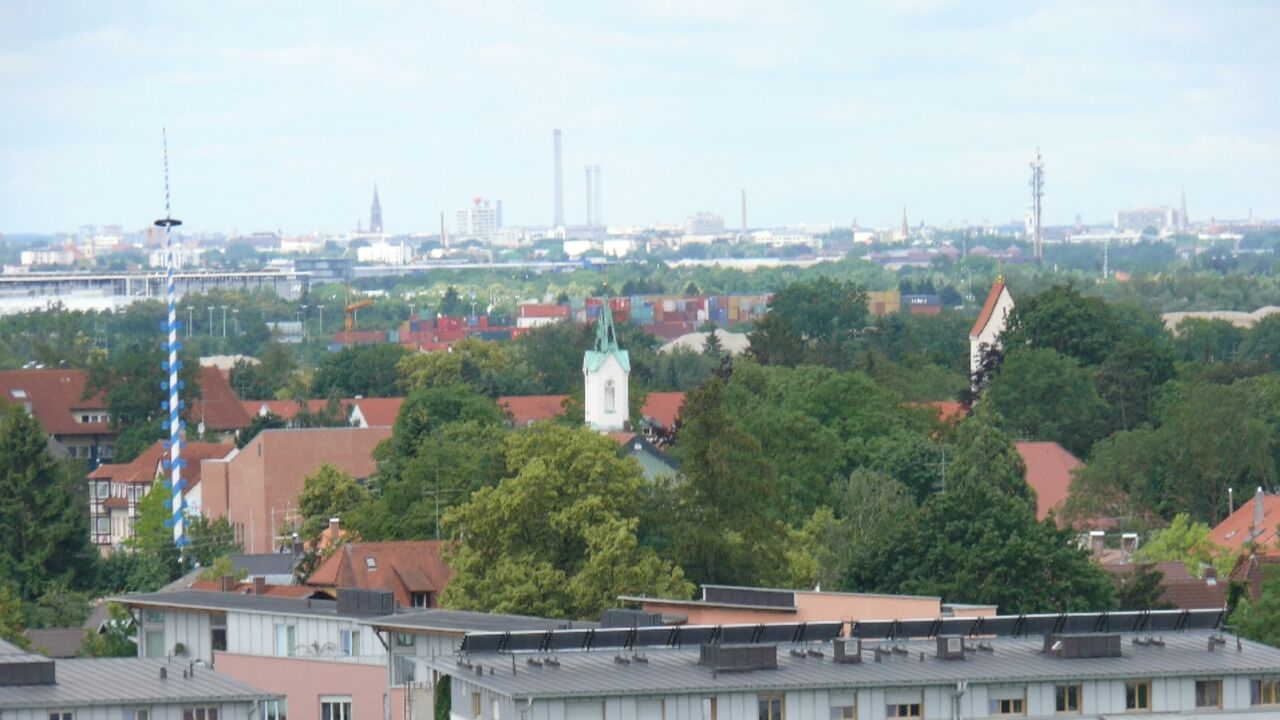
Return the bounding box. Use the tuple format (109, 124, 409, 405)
(423, 633, 1280, 700)
(0, 658, 278, 709)
(231, 552, 297, 577)
(115, 590, 349, 619)
(23, 629, 85, 659)
(364, 609, 594, 635)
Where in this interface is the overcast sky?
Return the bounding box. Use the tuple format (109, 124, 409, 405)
(1, 1, 1277, 235)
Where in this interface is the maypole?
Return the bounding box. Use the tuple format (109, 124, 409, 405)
(155, 129, 187, 549)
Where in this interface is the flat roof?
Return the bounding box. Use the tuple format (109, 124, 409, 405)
(115, 590, 350, 619)
(0, 658, 277, 709)
(422, 633, 1280, 700)
(363, 610, 592, 635)
(617, 596, 797, 613)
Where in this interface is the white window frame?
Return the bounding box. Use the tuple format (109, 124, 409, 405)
(320, 696, 352, 720)
(341, 628, 361, 656)
(260, 700, 287, 720)
(274, 624, 296, 657)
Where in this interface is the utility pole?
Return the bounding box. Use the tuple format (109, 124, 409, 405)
(207, 306, 215, 336)
(1030, 148, 1045, 262)
(220, 305, 228, 338)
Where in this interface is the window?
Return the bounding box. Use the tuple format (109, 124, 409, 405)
(341, 629, 361, 656)
(758, 693, 784, 720)
(211, 615, 227, 652)
(144, 629, 166, 658)
(829, 705, 855, 719)
(134, 710, 150, 720)
(1253, 678, 1280, 706)
(1055, 684, 1081, 713)
(410, 591, 433, 608)
(95, 516, 109, 534)
(1195, 680, 1222, 708)
(181, 709, 219, 720)
(274, 624, 296, 656)
(472, 692, 482, 719)
(365, 556, 377, 570)
(260, 700, 287, 720)
(142, 609, 164, 623)
(604, 381, 616, 413)
(886, 704, 922, 718)
(1125, 681, 1151, 711)
(394, 632, 415, 648)
(492, 699, 501, 720)
(320, 698, 351, 720)
(48, 713, 73, 720)
(702, 697, 717, 720)
(96, 481, 109, 498)
(990, 698, 1025, 715)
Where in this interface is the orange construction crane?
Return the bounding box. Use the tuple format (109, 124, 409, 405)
(344, 298, 373, 332)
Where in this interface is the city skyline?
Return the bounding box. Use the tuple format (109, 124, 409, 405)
(1, 1, 1278, 234)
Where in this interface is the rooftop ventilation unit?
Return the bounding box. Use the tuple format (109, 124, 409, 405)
(1044, 633, 1122, 659)
(698, 643, 778, 672)
(336, 588, 395, 616)
(833, 638, 862, 664)
(0, 656, 56, 687)
(600, 608, 665, 628)
(936, 635, 966, 660)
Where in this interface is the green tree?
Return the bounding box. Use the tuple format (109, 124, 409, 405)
(748, 277, 870, 367)
(228, 342, 298, 400)
(1230, 566, 1280, 647)
(1132, 513, 1234, 579)
(312, 344, 407, 398)
(397, 337, 511, 395)
(186, 515, 242, 568)
(1001, 284, 1122, 366)
(1240, 314, 1280, 369)
(944, 413, 1035, 508)
(441, 425, 692, 618)
(1093, 333, 1175, 432)
(984, 348, 1109, 457)
(78, 603, 136, 657)
(125, 479, 183, 591)
(1111, 564, 1174, 611)
(84, 341, 202, 454)
(236, 411, 287, 448)
(0, 585, 30, 649)
(23, 582, 92, 629)
(1174, 317, 1244, 364)
(297, 464, 370, 545)
(196, 556, 248, 583)
(0, 405, 97, 600)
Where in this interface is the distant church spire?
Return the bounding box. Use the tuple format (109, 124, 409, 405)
(370, 184, 383, 234)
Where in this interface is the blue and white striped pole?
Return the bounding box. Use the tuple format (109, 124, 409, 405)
(155, 129, 187, 549)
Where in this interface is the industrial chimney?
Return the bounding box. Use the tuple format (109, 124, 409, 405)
(553, 129, 564, 227)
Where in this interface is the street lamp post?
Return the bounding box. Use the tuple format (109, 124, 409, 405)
(207, 306, 214, 336)
(317, 305, 325, 335)
(220, 305, 228, 338)
(300, 304, 308, 341)
(232, 308, 240, 336)
(186, 306, 194, 338)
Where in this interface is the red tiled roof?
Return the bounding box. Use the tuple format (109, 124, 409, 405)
(1210, 493, 1280, 555)
(87, 440, 232, 488)
(305, 540, 453, 608)
(1230, 554, 1280, 601)
(641, 391, 685, 428)
(350, 398, 403, 427)
(0, 369, 110, 436)
(970, 279, 1008, 337)
(606, 432, 638, 446)
(1014, 441, 1082, 521)
(102, 496, 129, 509)
(498, 395, 569, 425)
(192, 367, 252, 431)
(242, 399, 355, 422)
(1102, 561, 1227, 610)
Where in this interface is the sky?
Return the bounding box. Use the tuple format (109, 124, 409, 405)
(1, 1, 1277, 235)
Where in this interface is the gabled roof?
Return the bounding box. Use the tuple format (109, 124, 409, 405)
(306, 540, 453, 607)
(1211, 493, 1280, 555)
(242, 398, 355, 421)
(1014, 441, 1081, 521)
(191, 366, 252, 431)
(350, 397, 404, 427)
(498, 395, 570, 425)
(640, 392, 685, 428)
(90, 440, 233, 489)
(970, 278, 1010, 337)
(1102, 562, 1227, 610)
(0, 369, 110, 436)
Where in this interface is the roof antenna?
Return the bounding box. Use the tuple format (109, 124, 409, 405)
(155, 128, 188, 552)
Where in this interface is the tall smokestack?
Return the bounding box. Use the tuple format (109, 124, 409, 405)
(585, 165, 594, 226)
(741, 189, 747, 233)
(594, 165, 603, 227)
(553, 129, 564, 227)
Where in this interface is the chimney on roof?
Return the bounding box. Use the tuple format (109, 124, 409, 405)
(329, 517, 341, 535)
(292, 533, 303, 558)
(1089, 530, 1105, 557)
(1121, 532, 1139, 555)
(253, 577, 267, 595)
(1205, 566, 1218, 586)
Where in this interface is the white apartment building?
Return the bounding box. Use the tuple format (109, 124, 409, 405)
(357, 242, 414, 265)
(457, 199, 503, 241)
(685, 212, 726, 236)
(19, 249, 75, 266)
(1116, 206, 1178, 231)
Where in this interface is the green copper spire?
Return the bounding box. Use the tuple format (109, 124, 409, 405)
(583, 306, 630, 373)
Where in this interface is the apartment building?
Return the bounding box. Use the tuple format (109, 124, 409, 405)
(0, 638, 277, 720)
(423, 609, 1280, 720)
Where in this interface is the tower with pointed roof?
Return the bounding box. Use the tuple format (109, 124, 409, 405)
(370, 185, 383, 234)
(969, 277, 1015, 380)
(583, 307, 630, 431)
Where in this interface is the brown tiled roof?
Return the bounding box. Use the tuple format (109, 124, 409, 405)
(306, 540, 453, 607)
(1014, 441, 1081, 521)
(192, 366, 252, 431)
(242, 398, 356, 422)
(102, 496, 129, 509)
(88, 440, 232, 488)
(1211, 493, 1280, 555)
(969, 279, 1009, 337)
(641, 392, 685, 428)
(1229, 554, 1280, 601)
(498, 395, 569, 425)
(1103, 562, 1227, 610)
(351, 397, 404, 427)
(0, 369, 110, 436)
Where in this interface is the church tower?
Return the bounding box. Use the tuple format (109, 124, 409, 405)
(583, 307, 630, 431)
(370, 185, 383, 234)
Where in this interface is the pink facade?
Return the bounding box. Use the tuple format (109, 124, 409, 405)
(214, 652, 405, 720)
(637, 590, 999, 630)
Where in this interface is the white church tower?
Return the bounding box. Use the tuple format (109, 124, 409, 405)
(584, 307, 630, 431)
(969, 277, 1015, 378)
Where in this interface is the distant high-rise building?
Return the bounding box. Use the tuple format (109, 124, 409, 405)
(1115, 206, 1176, 232)
(457, 197, 502, 241)
(1180, 188, 1189, 230)
(685, 211, 725, 236)
(369, 185, 383, 234)
(553, 130, 564, 227)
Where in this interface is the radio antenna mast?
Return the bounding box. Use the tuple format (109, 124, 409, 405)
(155, 129, 188, 551)
(1030, 148, 1045, 262)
